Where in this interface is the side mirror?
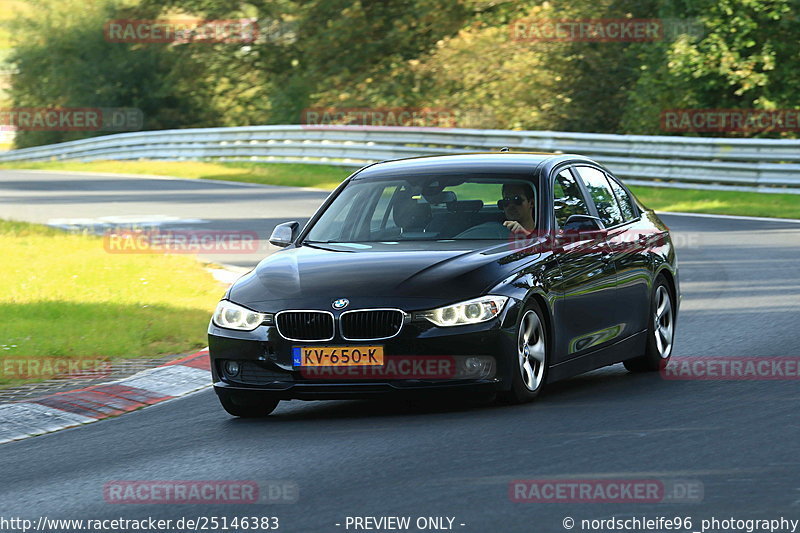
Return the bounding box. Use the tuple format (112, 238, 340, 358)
(561, 214, 604, 234)
(269, 221, 299, 247)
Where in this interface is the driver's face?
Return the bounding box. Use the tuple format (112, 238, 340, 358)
(501, 186, 532, 222)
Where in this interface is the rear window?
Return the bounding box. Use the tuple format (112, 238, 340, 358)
(606, 175, 637, 221)
(575, 166, 624, 227)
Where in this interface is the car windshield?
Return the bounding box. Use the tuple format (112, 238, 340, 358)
(305, 175, 538, 243)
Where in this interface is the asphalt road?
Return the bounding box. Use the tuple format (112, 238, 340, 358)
(2, 170, 800, 532)
(0, 169, 335, 267)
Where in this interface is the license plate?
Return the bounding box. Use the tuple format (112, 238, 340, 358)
(292, 346, 384, 367)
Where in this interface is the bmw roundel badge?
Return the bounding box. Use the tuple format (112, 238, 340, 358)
(332, 298, 349, 310)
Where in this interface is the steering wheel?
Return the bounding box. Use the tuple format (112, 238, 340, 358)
(453, 221, 511, 239)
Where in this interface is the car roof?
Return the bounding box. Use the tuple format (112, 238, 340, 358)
(351, 152, 599, 180)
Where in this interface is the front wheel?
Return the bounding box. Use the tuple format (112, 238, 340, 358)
(624, 275, 675, 372)
(498, 301, 548, 404)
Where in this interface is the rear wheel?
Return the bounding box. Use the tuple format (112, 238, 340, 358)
(498, 301, 548, 404)
(218, 392, 280, 418)
(624, 275, 675, 372)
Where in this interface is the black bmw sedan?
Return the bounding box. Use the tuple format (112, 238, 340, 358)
(208, 153, 679, 416)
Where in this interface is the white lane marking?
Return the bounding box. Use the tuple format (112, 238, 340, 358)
(656, 211, 800, 224)
(3, 168, 272, 186)
(206, 267, 245, 285)
(0, 403, 95, 441)
(116, 365, 210, 397)
(0, 349, 211, 443)
(47, 215, 208, 229)
(4, 169, 334, 191)
(97, 215, 206, 224)
(0, 428, 30, 444)
(15, 402, 97, 425)
(449, 466, 781, 485)
(4, 169, 795, 204)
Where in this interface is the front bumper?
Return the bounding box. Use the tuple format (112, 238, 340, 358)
(208, 299, 521, 400)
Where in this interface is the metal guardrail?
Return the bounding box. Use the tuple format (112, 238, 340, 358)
(1, 125, 799, 193)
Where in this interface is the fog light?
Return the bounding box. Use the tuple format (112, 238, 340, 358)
(224, 360, 241, 376)
(456, 356, 495, 379)
(465, 357, 479, 371)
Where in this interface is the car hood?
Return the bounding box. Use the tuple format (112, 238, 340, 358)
(228, 240, 541, 310)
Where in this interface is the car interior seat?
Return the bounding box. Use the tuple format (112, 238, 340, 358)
(393, 191, 433, 239)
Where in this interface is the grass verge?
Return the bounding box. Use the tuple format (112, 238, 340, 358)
(629, 185, 800, 220)
(0, 219, 225, 387)
(0, 160, 352, 190)
(0, 160, 798, 219)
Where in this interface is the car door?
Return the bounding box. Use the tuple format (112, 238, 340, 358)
(602, 171, 652, 335)
(549, 167, 619, 361)
(573, 165, 651, 342)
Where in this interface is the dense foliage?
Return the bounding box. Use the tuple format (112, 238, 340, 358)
(5, 0, 797, 147)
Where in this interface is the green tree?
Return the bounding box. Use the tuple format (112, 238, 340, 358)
(8, 0, 221, 148)
(621, 0, 799, 136)
(139, 0, 470, 124)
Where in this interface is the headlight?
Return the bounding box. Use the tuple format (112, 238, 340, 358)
(416, 296, 508, 327)
(212, 300, 270, 331)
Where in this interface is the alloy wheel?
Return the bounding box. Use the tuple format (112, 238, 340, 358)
(653, 285, 674, 358)
(518, 310, 546, 391)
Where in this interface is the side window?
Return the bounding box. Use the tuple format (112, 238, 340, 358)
(553, 168, 590, 228)
(575, 166, 624, 227)
(606, 175, 637, 222)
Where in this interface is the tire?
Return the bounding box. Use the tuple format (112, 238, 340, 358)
(498, 300, 549, 404)
(624, 274, 675, 373)
(218, 392, 280, 418)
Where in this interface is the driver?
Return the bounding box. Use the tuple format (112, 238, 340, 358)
(499, 183, 535, 236)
